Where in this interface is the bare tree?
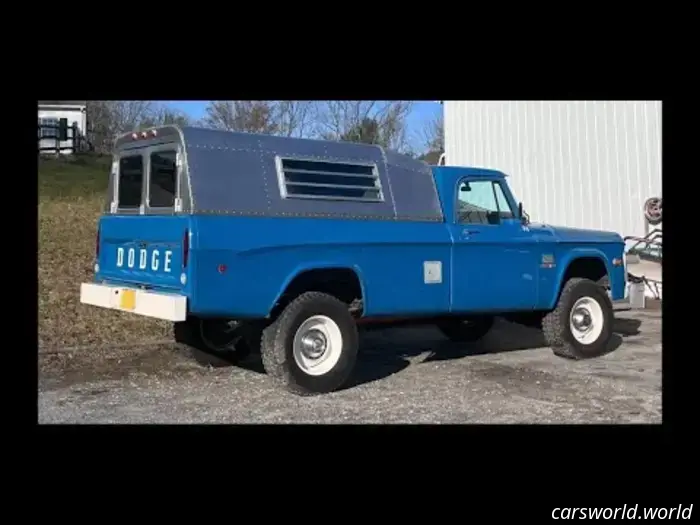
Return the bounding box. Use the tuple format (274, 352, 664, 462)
(86, 101, 155, 154)
(414, 111, 444, 164)
(202, 100, 316, 138)
(375, 101, 413, 152)
(276, 101, 315, 138)
(420, 111, 444, 154)
(202, 101, 280, 134)
(340, 118, 381, 144)
(313, 101, 413, 152)
(314, 101, 372, 139)
(141, 106, 192, 128)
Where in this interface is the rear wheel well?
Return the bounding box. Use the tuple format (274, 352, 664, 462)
(272, 268, 363, 318)
(562, 257, 608, 287)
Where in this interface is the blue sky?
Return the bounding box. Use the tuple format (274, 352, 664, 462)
(163, 100, 442, 150)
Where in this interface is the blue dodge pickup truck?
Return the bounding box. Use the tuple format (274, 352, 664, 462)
(80, 125, 628, 395)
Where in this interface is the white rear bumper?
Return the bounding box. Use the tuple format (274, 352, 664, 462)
(80, 282, 187, 322)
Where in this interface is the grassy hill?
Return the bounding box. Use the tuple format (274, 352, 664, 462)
(39, 154, 111, 198)
(38, 155, 170, 349)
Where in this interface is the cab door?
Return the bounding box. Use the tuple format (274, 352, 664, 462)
(449, 178, 540, 313)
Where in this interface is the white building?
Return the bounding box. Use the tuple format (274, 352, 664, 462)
(443, 101, 662, 240)
(38, 101, 88, 154)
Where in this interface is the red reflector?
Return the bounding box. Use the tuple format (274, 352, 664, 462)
(218, 264, 227, 274)
(182, 229, 189, 268)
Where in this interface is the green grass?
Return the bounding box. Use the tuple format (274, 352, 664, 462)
(38, 154, 170, 349)
(38, 154, 112, 199)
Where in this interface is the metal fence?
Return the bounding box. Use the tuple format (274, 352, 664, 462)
(38, 120, 91, 155)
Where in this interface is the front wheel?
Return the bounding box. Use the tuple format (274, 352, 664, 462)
(260, 292, 359, 395)
(542, 277, 614, 359)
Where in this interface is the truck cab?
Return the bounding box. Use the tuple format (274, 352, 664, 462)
(80, 125, 629, 396)
(432, 166, 626, 313)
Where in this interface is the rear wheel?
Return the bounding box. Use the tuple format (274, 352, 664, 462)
(437, 316, 495, 343)
(260, 292, 359, 395)
(542, 277, 614, 359)
(174, 316, 259, 364)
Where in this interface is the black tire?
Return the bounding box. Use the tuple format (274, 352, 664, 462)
(437, 316, 494, 343)
(260, 291, 359, 395)
(542, 277, 614, 359)
(174, 316, 256, 364)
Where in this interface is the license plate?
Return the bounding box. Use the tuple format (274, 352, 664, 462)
(120, 289, 136, 310)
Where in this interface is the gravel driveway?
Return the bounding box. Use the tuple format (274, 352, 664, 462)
(38, 308, 661, 424)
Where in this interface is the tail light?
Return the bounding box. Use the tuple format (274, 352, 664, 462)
(131, 129, 158, 140)
(182, 228, 189, 268)
(95, 227, 100, 259)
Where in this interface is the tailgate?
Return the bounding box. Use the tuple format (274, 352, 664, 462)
(96, 215, 191, 291)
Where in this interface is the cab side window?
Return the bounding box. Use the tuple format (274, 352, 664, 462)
(457, 180, 515, 224)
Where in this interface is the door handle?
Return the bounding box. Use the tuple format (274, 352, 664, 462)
(462, 229, 480, 236)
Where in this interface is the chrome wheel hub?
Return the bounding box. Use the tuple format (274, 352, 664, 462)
(292, 315, 344, 376)
(568, 296, 605, 345)
(571, 307, 593, 332)
(300, 329, 327, 359)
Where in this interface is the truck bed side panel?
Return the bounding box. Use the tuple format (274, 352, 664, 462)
(189, 216, 453, 318)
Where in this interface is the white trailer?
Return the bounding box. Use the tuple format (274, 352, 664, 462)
(443, 100, 662, 300)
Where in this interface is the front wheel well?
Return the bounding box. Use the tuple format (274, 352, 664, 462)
(562, 256, 609, 287)
(272, 268, 363, 317)
(547, 256, 609, 313)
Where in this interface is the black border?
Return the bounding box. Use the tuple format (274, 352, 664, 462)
(28, 63, 685, 495)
